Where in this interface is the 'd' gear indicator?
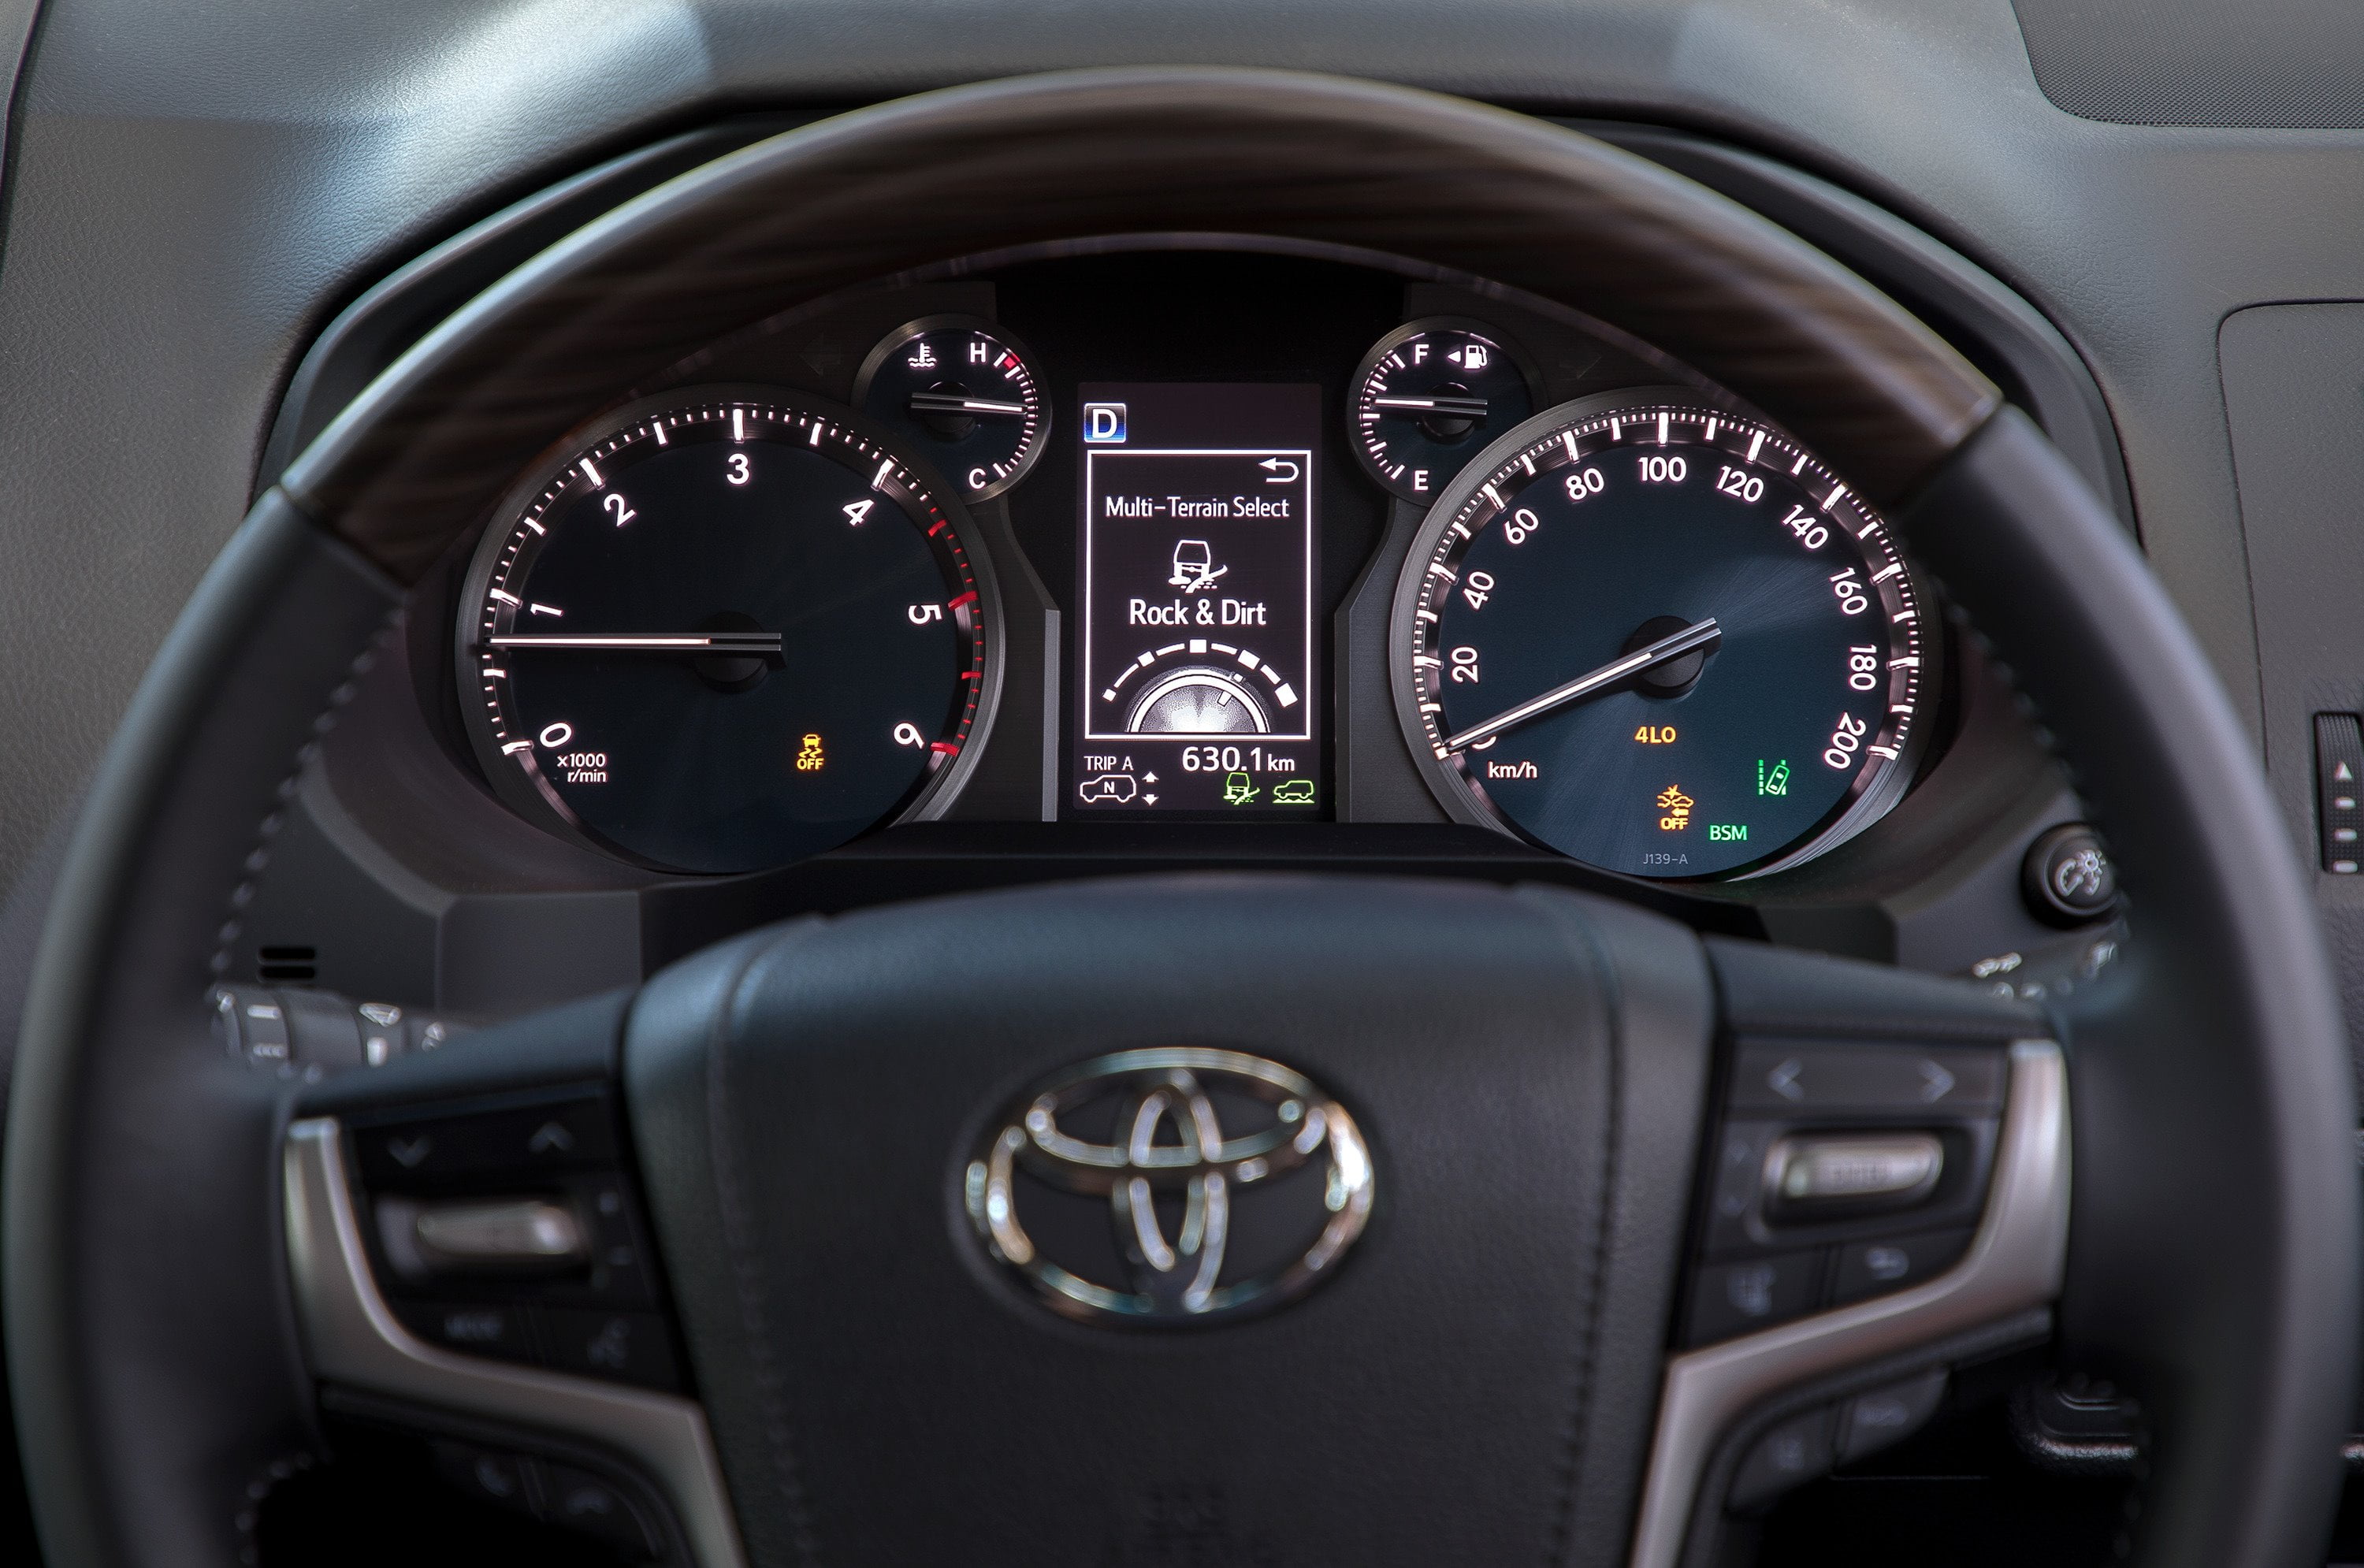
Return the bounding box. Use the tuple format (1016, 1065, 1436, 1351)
(1075, 383, 1323, 815)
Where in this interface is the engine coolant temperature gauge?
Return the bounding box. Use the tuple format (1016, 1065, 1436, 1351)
(1350, 318, 1537, 503)
(855, 315, 1050, 501)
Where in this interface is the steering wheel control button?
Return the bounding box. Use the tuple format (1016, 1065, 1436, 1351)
(1686, 1250, 1823, 1344)
(351, 1092, 616, 1184)
(2316, 713, 2364, 873)
(2022, 823, 2120, 924)
(536, 1462, 664, 1559)
(1728, 1406, 1837, 1509)
(392, 1299, 536, 1361)
(409, 1198, 589, 1273)
(429, 1440, 538, 1518)
(1837, 1371, 1950, 1463)
(1831, 1228, 1975, 1305)
(965, 1047, 1374, 1325)
(1728, 1042, 2005, 1114)
(535, 1308, 683, 1392)
(1764, 1132, 1943, 1217)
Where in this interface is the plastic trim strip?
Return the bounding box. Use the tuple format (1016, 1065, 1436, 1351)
(282, 1117, 747, 1568)
(1627, 1038, 2070, 1567)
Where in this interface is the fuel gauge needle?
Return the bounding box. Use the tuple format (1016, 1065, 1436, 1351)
(1371, 394, 1490, 419)
(1443, 617, 1720, 753)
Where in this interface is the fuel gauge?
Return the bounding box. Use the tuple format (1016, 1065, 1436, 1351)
(855, 315, 1050, 502)
(1350, 318, 1537, 503)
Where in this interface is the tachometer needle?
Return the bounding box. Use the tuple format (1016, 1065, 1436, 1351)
(907, 392, 1028, 417)
(1372, 394, 1490, 418)
(488, 632, 783, 656)
(1443, 617, 1721, 753)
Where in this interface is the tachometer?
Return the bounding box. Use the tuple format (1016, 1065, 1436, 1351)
(456, 387, 1000, 874)
(1388, 390, 1931, 879)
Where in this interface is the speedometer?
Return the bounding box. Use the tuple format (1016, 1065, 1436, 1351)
(1388, 389, 1931, 879)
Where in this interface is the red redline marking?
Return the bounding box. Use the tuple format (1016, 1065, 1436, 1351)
(930, 741, 960, 755)
(961, 670, 981, 680)
(927, 521, 947, 536)
(946, 591, 979, 609)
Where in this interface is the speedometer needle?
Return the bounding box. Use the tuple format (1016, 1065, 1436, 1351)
(1443, 617, 1721, 753)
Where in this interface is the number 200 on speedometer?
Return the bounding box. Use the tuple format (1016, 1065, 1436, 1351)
(1388, 390, 1932, 879)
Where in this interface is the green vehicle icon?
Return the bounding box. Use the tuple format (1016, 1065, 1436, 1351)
(1271, 778, 1316, 804)
(1221, 771, 1259, 805)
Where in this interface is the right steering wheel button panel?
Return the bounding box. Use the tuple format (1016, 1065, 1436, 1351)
(1684, 1038, 2007, 1347)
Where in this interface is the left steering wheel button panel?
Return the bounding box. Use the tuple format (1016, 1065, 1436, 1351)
(340, 1087, 682, 1391)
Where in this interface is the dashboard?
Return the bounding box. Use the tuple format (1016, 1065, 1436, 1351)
(228, 238, 2109, 1020)
(453, 247, 1930, 874)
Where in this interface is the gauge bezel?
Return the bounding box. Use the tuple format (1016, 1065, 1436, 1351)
(1385, 387, 1938, 882)
(851, 313, 1051, 502)
(453, 382, 1007, 874)
(1347, 314, 1544, 503)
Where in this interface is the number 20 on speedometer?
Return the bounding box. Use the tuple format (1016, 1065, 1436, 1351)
(1388, 389, 1932, 879)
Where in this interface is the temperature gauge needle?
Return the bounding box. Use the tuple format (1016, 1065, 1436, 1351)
(1443, 617, 1720, 753)
(488, 631, 783, 658)
(906, 392, 1028, 418)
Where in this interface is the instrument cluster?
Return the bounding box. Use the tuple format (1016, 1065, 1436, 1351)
(449, 248, 1939, 884)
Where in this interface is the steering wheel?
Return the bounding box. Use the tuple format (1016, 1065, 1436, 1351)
(6, 69, 2355, 1568)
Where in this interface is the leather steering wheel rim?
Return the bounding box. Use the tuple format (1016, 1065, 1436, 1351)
(6, 67, 2355, 1568)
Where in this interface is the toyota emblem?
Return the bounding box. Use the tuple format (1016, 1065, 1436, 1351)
(964, 1048, 1375, 1324)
